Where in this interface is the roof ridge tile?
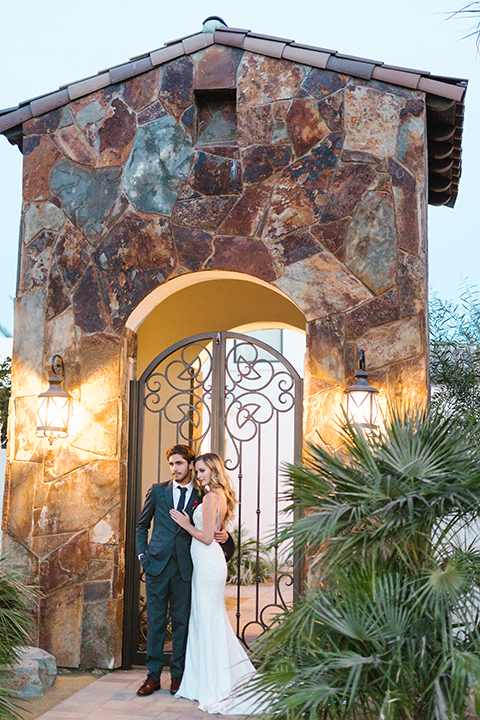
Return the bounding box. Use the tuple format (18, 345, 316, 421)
(282, 45, 329, 69)
(182, 33, 214, 54)
(165, 31, 202, 46)
(110, 57, 153, 84)
(289, 41, 337, 54)
(0, 21, 467, 210)
(242, 36, 286, 58)
(334, 52, 382, 65)
(382, 63, 430, 75)
(326, 56, 375, 80)
(214, 26, 251, 33)
(214, 30, 247, 47)
(245, 31, 294, 43)
(68, 73, 111, 101)
(150, 43, 185, 67)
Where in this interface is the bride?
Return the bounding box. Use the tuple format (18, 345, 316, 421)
(169, 452, 263, 715)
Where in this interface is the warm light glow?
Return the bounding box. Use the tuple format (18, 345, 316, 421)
(36, 355, 72, 444)
(345, 389, 379, 427)
(37, 395, 70, 441)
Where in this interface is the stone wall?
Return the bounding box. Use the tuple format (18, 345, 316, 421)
(2, 43, 428, 666)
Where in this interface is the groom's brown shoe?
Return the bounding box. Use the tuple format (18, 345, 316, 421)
(137, 676, 160, 696)
(170, 677, 181, 695)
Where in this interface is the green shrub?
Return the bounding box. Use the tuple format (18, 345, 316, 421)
(226, 525, 275, 585)
(0, 357, 11, 449)
(430, 285, 480, 424)
(0, 562, 36, 719)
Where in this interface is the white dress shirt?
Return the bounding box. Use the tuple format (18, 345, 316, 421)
(173, 479, 194, 510)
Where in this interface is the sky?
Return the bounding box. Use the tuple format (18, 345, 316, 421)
(0, 0, 478, 337)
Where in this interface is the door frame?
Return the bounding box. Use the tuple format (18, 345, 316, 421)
(122, 331, 303, 668)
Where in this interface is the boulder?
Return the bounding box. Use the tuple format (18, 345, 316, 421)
(0, 646, 57, 697)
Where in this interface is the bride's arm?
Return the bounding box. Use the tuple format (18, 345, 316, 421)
(169, 492, 218, 546)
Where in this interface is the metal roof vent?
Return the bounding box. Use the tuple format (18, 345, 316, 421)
(202, 16, 227, 33)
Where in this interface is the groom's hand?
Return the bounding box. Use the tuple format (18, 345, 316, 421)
(214, 526, 229, 543)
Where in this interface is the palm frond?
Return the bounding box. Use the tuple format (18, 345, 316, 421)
(248, 406, 480, 719)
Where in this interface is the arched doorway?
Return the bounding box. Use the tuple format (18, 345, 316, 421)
(122, 331, 302, 667)
(122, 272, 306, 667)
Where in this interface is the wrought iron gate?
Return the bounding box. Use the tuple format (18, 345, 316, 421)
(122, 331, 302, 667)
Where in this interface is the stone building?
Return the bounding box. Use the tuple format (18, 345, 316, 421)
(0, 18, 466, 668)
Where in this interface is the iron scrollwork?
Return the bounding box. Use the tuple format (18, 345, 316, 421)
(240, 572, 294, 649)
(144, 342, 213, 450)
(224, 340, 296, 472)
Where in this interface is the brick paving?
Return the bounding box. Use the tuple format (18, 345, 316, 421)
(34, 669, 245, 720)
(34, 583, 288, 719)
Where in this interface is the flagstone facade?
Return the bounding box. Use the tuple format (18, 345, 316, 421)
(3, 38, 433, 667)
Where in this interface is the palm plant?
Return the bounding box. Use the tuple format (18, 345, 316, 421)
(248, 407, 480, 720)
(449, 2, 480, 52)
(226, 524, 274, 585)
(430, 286, 480, 425)
(0, 562, 36, 719)
(0, 357, 11, 449)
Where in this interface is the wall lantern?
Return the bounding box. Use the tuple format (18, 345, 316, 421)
(36, 355, 72, 444)
(344, 349, 379, 429)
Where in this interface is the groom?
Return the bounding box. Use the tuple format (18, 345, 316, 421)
(136, 444, 230, 697)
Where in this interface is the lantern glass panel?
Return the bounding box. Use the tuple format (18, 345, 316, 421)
(347, 389, 379, 427)
(37, 396, 70, 440)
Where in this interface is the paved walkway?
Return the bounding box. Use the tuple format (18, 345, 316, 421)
(34, 581, 290, 719)
(35, 669, 245, 720)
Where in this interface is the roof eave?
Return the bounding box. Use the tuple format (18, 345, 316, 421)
(0, 28, 467, 208)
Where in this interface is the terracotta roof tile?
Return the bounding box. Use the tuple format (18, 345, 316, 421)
(214, 30, 247, 47)
(371, 66, 420, 89)
(418, 77, 465, 102)
(0, 106, 19, 116)
(286, 41, 338, 54)
(150, 43, 185, 66)
(0, 106, 32, 133)
(110, 57, 153, 83)
(165, 31, 199, 46)
(242, 36, 286, 58)
(382, 63, 430, 75)
(68, 72, 111, 100)
(326, 56, 375, 79)
(30, 89, 70, 117)
(0, 23, 467, 207)
(334, 52, 382, 65)
(281, 45, 329, 69)
(214, 26, 251, 33)
(245, 31, 294, 43)
(182, 33, 214, 54)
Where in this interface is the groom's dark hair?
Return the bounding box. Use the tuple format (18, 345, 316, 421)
(166, 444, 196, 464)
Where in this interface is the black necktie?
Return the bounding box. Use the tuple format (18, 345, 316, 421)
(177, 487, 187, 512)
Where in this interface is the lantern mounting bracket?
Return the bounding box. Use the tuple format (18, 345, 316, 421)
(358, 348, 366, 372)
(51, 354, 65, 378)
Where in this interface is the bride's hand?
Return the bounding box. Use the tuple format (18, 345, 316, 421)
(170, 509, 191, 529)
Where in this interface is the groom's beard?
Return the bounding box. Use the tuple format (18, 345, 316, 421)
(172, 468, 191, 485)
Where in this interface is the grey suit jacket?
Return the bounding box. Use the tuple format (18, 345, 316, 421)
(136, 482, 199, 581)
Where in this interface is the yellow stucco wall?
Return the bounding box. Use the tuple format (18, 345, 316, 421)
(136, 276, 306, 377)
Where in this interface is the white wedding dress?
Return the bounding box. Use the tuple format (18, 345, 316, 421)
(176, 505, 263, 715)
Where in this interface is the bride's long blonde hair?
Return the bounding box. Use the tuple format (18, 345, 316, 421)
(195, 453, 237, 525)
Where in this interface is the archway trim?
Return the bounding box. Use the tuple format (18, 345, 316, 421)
(125, 270, 304, 333)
